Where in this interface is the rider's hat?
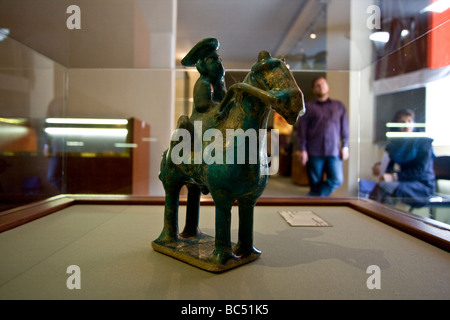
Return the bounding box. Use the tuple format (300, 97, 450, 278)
(181, 38, 220, 67)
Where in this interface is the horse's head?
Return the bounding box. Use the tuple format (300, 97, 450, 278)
(244, 51, 305, 125)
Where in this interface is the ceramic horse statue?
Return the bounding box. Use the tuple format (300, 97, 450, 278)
(152, 50, 305, 272)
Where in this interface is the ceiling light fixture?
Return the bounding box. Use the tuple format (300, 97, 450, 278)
(386, 122, 426, 128)
(0, 28, 10, 42)
(386, 132, 428, 138)
(421, 0, 450, 13)
(45, 118, 128, 125)
(44, 127, 128, 137)
(369, 31, 390, 43)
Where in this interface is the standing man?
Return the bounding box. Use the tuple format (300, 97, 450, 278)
(294, 76, 349, 196)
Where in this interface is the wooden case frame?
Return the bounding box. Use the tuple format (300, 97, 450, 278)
(1, 195, 449, 252)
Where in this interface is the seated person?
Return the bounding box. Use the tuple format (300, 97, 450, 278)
(369, 109, 435, 206)
(358, 162, 379, 198)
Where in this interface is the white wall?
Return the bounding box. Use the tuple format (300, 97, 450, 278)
(324, 0, 381, 195)
(349, 0, 379, 193)
(326, 0, 352, 196)
(67, 0, 177, 196)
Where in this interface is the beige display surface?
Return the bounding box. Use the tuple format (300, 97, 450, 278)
(0, 203, 449, 300)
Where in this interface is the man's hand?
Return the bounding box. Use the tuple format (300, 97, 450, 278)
(381, 173, 397, 182)
(294, 150, 308, 166)
(340, 147, 349, 161)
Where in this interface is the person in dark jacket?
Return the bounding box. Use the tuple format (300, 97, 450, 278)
(370, 109, 435, 206)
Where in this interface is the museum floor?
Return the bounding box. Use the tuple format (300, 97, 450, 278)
(195, 175, 309, 198)
(264, 176, 309, 197)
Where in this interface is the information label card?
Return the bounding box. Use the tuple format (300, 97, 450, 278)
(278, 210, 332, 227)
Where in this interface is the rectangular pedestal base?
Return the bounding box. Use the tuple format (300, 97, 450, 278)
(152, 233, 260, 273)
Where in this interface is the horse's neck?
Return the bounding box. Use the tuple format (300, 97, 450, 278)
(222, 98, 271, 132)
(223, 75, 271, 130)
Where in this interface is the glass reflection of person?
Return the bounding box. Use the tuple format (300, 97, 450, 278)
(369, 109, 435, 206)
(43, 97, 65, 193)
(294, 76, 349, 197)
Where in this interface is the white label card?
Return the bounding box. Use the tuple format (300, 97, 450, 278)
(278, 210, 332, 227)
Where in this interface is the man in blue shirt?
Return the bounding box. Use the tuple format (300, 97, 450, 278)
(295, 76, 349, 196)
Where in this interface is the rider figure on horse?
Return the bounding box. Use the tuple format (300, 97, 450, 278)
(167, 38, 227, 167)
(179, 37, 227, 133)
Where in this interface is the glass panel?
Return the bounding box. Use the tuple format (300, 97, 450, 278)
(0, 35, 67, 210)
(0, 0, 448, 226)
(358, 0, 450, 225)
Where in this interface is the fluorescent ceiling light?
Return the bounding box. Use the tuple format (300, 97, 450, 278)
(114, 143, 137, 148)
(386, 122, 426, 128)
(0, 117, 27, 125)
(421, 0, 450, 13)
(386, 132, 429, 138)
(0, 28, 9, 42)
(46, 118, 128, 125)
(66, 141, 85, 147)
(369, 31, 390, 43)
(45, 127, 128, 136)
(0, 126, 28, 136)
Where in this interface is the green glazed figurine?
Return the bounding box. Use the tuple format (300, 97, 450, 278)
(152, 38, 305, 272)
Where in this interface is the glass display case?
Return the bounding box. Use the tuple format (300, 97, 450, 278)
(0, 0, 449, 228)
(1, 115, 149, 209)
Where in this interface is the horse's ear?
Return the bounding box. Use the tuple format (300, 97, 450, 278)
(276, 55, 287, 63)
(258, 50, 271, 61)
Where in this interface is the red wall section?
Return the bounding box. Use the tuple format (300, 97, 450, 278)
(428, 2, 450, 69)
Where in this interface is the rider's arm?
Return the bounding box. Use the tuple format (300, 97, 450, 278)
(193, 79, 213, 113)
(219, 83, 282, 116)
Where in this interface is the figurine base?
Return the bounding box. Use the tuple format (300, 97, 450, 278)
(152, 233, 260, 273)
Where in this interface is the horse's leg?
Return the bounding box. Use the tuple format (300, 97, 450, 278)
(210, 196, 234, 264)
(155, 181, 183, 244)
(180, 184, 201, 238)
(234, 199, 261, 257)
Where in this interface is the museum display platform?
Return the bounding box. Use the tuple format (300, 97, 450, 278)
(0, 195, 448, 300)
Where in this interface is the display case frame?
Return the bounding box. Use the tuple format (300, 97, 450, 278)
(1, 0, 450, 244)
(1, 195, 448, 252)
